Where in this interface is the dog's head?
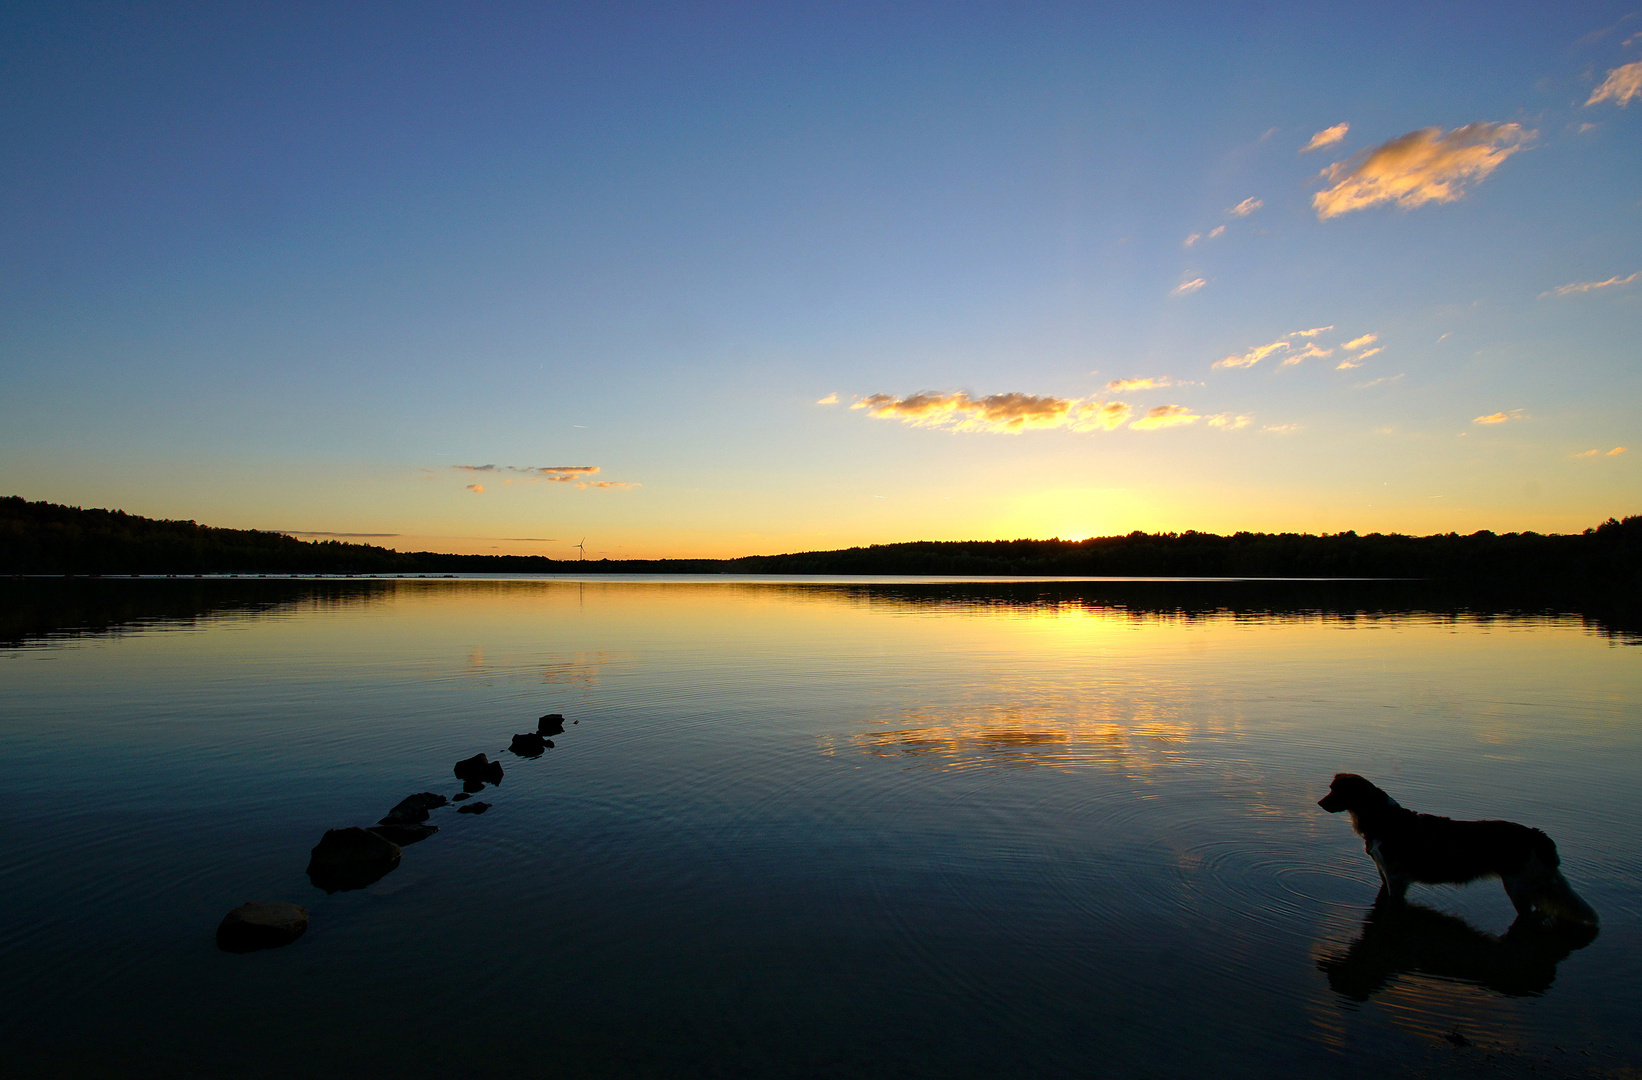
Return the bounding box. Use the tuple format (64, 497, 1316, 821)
(1318, 773, 1396, 814)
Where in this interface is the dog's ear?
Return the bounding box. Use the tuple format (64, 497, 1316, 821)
(1318, 774, 1347, 812)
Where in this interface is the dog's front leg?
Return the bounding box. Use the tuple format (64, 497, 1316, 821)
(1367, 841, 1408, 903)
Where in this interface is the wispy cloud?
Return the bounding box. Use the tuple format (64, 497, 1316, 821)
(1173, 278, 1207, 296)
(1343, 333, 1379, 350)
(1261, 423, 1300, 434)
(1301, 123, 1350, 153)
(452, 464, 634, 490)
(1336, 346, 1382, 370)
(816, 393, 839, 404)
(1612, 446, 1629, 456)
(1105, 376, 1193, 392)
(1540, 272, 1639, 298)
(1207, 413, 1251, 429)
(1280, 342, 1333, 366)
(1289, 325, 1334, 338)
(1578, 13, 1636, 45)
(1228, 197, 1263, 217)
(1355, 374, 1404, 388)
(1587, 60, 1642, 106)
(455, 464, 601, 482)
(853, 391, 1133, 433)
(1130, 405, 1201, 430)
(1215, 339, 1290, 369)
(1312, 123, 1533, 219)
(1182, 225, 1225, 247)
(1473, 409, 1528, 425)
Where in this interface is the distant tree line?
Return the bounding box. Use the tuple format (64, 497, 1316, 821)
(3, 496, 1640, 594)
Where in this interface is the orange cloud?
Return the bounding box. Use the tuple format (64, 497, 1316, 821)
(1473, 409, 1527, 425)
(1312, 123, 1533, 219)
(1130, 405, 1201, 430)
(853, 391, 1133, 433)
(1289, 325, 1334, 338)
(466, 483, 485, 494)
(1280, 342, 1333, 366)
(1587, 60, 1642, 107)
(1215, 339, 1289, 369)
(1609, 446, 1628, 456)
(1336, 346, 1382, 370)
(1540, 272, 1638, 298)
(1173, 278, 1207, 296)
(1301, 123, 1349, 152)
(577, 481, 641, 490)
(816, 393, 839, 404)
(1228, 197, 1263, 217)
(1105, 376, 1191, 392)
(1343, 333, 1378, 350)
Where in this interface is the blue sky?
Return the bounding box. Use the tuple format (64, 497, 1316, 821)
(2, 2, 1638, 557)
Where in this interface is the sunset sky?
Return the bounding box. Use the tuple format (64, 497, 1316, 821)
(2, 2, 1638, 558)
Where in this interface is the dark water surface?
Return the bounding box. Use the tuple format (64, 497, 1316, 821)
(1, 578, 1639, 1078)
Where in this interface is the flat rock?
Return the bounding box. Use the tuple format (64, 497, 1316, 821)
(457, 801, 492, 814)
(454, 753, 503, 784)
(368, 823, 439, 846)
(538, 713, 566, 735)
(217, 901, 308, 953)
(379, 791, 449, 825)
(508, 732, 548, 757)
(306, 827, 402, 893)
(451, 792, 472, 802)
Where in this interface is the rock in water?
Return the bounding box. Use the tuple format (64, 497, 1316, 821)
(451, 792, 472, 802)
(306, 827, 402, 893)
(457, 801, 492, 814)
(368, 823, 439, 846)
(217, 901, 308, 952)
(538, 713, 566, 736)
(454, 753, 503, 784)
(508, 732, 547, 757)
(379, 792, 449, 825)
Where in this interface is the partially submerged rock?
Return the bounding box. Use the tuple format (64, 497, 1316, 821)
(456, 801, 492, 815)
(368, 823, 439, 846)
(217, 901, 308, 953)
(379, 792, 449, 825)
(306, 827, 402, 893)
(454, 753, 503, 785)
(538, 713, 566, 736)
(508, 732, 548, 757)
(451, 792, 472, 802)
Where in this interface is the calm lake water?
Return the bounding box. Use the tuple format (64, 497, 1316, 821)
(2, 577, 1639, 1078)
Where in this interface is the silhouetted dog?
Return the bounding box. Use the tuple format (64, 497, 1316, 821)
(1318, 773, 1599, 928)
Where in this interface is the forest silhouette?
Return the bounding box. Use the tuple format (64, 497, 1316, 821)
(3, 496, 1639, 596)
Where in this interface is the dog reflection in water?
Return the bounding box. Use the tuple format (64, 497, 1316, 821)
(1318, 773, 1600, 929)
(1319, 898, 1597, 1001)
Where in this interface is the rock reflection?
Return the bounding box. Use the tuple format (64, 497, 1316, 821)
(1318, 899, 1598, 1001)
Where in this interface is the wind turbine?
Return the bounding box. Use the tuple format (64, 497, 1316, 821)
(574, 537, 586, 561)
